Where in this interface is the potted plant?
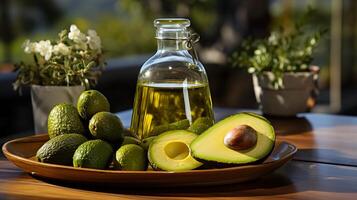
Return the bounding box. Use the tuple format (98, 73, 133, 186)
(231, 11, 326, 117)
(13, 25, 105, 132)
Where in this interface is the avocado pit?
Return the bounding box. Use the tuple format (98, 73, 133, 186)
(224, 125, 257, 151)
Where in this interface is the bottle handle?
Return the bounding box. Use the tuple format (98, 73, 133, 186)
(185, 31, 200, 65)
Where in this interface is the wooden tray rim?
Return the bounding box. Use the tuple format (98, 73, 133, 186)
(2, 134, 297, 175)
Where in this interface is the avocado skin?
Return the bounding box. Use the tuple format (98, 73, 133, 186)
(114, 144, 147, 171)
(169, 119, 190, 130)
(48, 103, 85, 139)
(119, 136, 156, 152)
(148, 157, 160, 170)
(141, 136, 157, 151)
(77, 90, 110, 120)
(89, 112, 125, 145)
(36, 134, 87, 165)
(147, 139, 160, 170)
(122, 136, 141, 146)
(187, 117, 214, 134)
(242, 112, 272, 125)
(151, 119, 190, 136)
(73, 139, 113, 169)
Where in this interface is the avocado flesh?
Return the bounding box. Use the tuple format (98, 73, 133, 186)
(148, 130, 202, 171)
(190, 113, 275, 164)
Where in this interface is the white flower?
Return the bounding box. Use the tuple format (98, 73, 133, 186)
(53, 43, 70, 55)
(87, 30, 101, 53)
(22, 40, 36, 54)
(268, 32, 278, 45)
(79, 51, 86, 56)
(68, 25, 87, 49)
(35, 40, 53, 61)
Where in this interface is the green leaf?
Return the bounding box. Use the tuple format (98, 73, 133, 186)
(230, 6, 327, 89)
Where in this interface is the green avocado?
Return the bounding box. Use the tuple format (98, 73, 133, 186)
(190, 113, 275, 164)
(47, 103, 85, 138)
(36, 134, 87, 165)
(114, 144, 147, 171)
(141, 136, 157, 151)
(73, 139, 113, 169)
(77, 90, 110, 120)
(151, 119, 190, 136)
(187, 117, 214, 134)
(148, 130, 202, 171)
(89, 112, 124, 144)
(122, 136, 141, 146)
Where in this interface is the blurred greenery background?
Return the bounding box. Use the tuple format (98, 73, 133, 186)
(2, 0, 357, 136)
(0, 0, 329, 66)
(0, 0, 333, 96)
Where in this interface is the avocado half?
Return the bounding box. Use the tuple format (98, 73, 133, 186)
(148, 130, 202, 171)
(190, 113, 275, 164)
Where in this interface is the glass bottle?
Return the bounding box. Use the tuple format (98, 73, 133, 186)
(130, 18, 214, 140)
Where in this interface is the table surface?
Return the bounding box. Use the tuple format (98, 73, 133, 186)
(1, 108, 357, 200)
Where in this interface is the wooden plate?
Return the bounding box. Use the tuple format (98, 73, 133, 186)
(2, 134, 297, 187)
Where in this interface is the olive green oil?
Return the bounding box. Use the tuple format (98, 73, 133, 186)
(130, 81, 214, 139)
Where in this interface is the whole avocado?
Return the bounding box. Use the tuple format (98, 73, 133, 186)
(77, 90, 110, 120)
(48, 103, 85, 139)
(115, 144, 147, 171)
(73, 139, 113, 169)
(89, 112, 124, 144)
(36, 134, 87, 165)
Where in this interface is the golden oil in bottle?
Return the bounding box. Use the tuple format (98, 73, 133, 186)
(131, 18, 215, 139)
(130, 81, 214, 140)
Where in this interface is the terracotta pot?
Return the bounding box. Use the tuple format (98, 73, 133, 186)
(253, 67, 319, 117)
(30, 85, 85, 133)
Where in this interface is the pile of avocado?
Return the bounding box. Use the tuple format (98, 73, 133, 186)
(37, 90, 147, 170)
(36, 90, 276, 172)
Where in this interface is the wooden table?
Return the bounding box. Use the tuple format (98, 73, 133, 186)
(1, 108, 357, 200)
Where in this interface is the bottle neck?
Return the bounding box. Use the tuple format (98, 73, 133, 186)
(157, 39, 187, 51)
